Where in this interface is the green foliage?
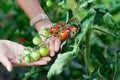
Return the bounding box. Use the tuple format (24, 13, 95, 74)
(0, 0, 120, 80)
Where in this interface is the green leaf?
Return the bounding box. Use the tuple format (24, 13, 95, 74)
(47, 46, 79, 79)
(103, 12, 115, 29)
(115, 70, 120, 80)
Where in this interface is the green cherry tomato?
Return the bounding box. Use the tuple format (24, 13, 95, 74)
(42, 28, 50, 37)
(32, 35, 42, 45)
(25, 55, 31, 62)
(39, 47, 49, 57)
(46, 0, 53, 7)
(31, 50, 41, 61)
(24, 48, 31, 55)
(17, 59, 22, 64)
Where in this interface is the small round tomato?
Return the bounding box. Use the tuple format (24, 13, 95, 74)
(62, 23, 66, 27)
(25, 55, 31, 62)
(31, 50, 41, 61)
(17, 59, 22, 64)
(46, 0, 53, 7)
(39, 47, 49, 57)
(65, 28, 72, 33)
(71, 26, 79, 33)
(42, 28, 50, 37)
(56, 23, 61, 30)
(24, 48, 31, 55)
(32, 35, 42, 45)
(59, 31, 68, 40)
(50, 27, 57, 34)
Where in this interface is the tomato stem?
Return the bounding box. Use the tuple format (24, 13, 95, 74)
(92, 26, 120, 39)
(85, 27, 94, 75)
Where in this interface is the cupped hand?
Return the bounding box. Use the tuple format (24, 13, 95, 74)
(0, 40, 51, 72)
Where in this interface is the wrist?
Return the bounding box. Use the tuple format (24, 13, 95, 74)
(34, 19, 52, 33)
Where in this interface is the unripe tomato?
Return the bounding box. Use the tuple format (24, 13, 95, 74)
(42, 28, 50, 37)
(24, 48, 31, 55)
(17, 59, 22, 64)
(31, 50, 41, 61)
(46, 0, 53, 7)
(59, 31, 68, 40)
(39, 47, 49, 57)
(32, 35, 42, 45)
(25, 55, 31, 62)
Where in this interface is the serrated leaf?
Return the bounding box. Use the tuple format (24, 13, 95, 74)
(47, 47, 79, 79)
(103, 12, 115, 29)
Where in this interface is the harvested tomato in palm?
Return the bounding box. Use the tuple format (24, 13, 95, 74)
(49, 27, 57, 34)
(59, 31, 68, 40)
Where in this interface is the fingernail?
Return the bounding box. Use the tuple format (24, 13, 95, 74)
(7, 66, 11, 72)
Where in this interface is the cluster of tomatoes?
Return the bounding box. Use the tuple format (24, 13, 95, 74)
(17, 35, 49, 64)
(17, 23, 79, 64)
(49, 23, 79, 40)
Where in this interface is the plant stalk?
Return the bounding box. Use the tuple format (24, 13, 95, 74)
(85, 27, 94, 75)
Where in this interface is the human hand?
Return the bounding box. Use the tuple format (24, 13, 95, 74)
(34, 19, 61, 57)
(0, 40, 51, 72)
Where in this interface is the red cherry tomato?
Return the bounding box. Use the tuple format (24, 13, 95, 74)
(50, 27, 58, 34)
(65, 28, 72, 33)
(71, 26, 79, 33)
(59, 31, 68, 40)
(62, 23, 66, 27)
(56, 23, 61, 30)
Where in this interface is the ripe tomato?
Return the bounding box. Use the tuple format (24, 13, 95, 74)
(39, 47, 49, 57)
(42, 28, 50, 37)
(71, 26, 79, 33)
(59, 31, 68, 40)
(46, 0, 53, 7)
(31, 50, 41, 61)
(49, 27, 58, 34)
(56, 23, 61, 30)
(65, 28, 72, 33)
(62, 23, 66, 27)
(32, 35, 42, 45)
(18, 37, 26, 43)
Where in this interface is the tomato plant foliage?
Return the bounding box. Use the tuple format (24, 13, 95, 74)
(0, 0, 120, 80)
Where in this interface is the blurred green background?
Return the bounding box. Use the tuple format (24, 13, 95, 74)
(0, 0, 120, 80)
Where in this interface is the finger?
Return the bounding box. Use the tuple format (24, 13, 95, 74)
(54, 38, 61, 52)
(40, 57, 51, 62)
(30, 60, 48, 66)
(49, 41, 55, 57)
(14, 60, 47, 66)
(0, 54, 12, 72)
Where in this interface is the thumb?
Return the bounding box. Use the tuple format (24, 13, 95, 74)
(0, 54, 12, 72)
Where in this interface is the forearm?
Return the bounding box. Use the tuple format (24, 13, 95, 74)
(16, 0, 52, 32)
(16, 0, 44, 19)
